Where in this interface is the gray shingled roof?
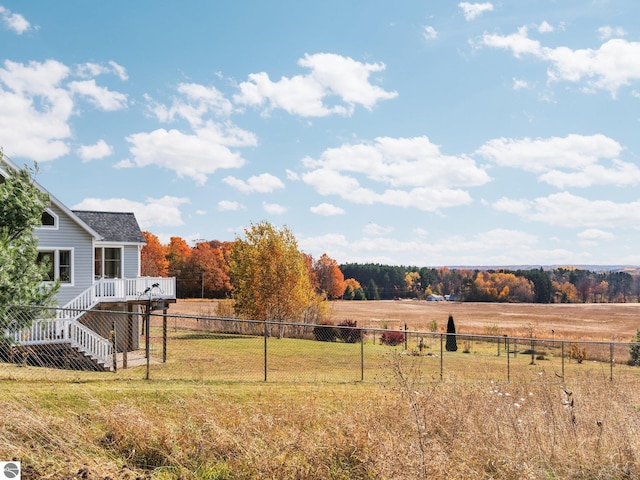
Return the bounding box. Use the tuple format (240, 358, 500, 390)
(72, 210, 145, 243)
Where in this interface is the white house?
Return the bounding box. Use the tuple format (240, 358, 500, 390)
(1, 156, 176, 370)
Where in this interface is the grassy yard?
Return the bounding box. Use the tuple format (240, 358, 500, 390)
(2, 319, 640, 479)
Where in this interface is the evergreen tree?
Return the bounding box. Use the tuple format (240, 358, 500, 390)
(0, 155, 59, 334)
(446, 314, 458, 352)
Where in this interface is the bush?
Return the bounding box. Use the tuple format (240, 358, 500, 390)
(313, 323, 338, 342)
(337, 320, 362, 343)
(569, 343, 586, 364)
(629, 329, 640, 366)
(380, 330, 405, 346)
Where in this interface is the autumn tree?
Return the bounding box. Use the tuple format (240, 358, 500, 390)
(343, 278, 365, 300)
(166, 235, 191, 273)
(0, 157, 59, 331)
(184, 241, 231, 298)
(229, 221, 323, 326)
(312, 253, 346, 299)
(141, 231, 169, 277)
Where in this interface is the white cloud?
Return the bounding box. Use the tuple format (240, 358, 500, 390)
(480, 28, 640, 96)
(538, 21, 554, 34)
(69, 80, 128, 111)
(301, 136, 489, 211)
(459, 2, 494, 21)
(0, 6, 32, 34)
(0, 59, 73, 161)
(72, 196, 190, 228)
(114, 159, 134, 169)
(513, 78, 529, 90)
(148, 82, 233, 127)
(76, 61, 129, 81)
(363, 223, 394, 236)
(126, 120, 256, 185)
(597, 25, 626, 40)
(217, 200, 245, 211)
(234, 52, 397, 117)
(223, 173, 285, 193)
(262, 201, 287, 215)
(310, 203, 345, 216)
(476, 133, 640, 188)
(578, 229, 614, 242)
(423, 26, 438, 40)
(493, 192, 640, 229)
(77, 139, 113, 161)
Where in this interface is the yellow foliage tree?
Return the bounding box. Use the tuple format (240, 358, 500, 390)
(229, 221, 322, 324)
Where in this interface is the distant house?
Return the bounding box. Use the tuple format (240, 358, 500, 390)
(426, 294, 445, 302)
(1, 156, 175, 370)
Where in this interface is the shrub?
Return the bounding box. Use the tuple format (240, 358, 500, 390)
(446, 314, 457, 352)
(313, 323, 338, 342)
(338, 320, 362, 343)
(569, 343, 586, 364)
(629, 329, 640, 366)
(380, 330, 405, 346)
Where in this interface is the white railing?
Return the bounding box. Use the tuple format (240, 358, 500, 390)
(93, 277, 176, 302)
(4, 277, 174, 370)
(5, 318, 113, 367)
(68, 321, 113, 366)
(57, 276, 175, 320)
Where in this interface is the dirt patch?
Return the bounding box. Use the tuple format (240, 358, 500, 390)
(167, 299, 640, 342)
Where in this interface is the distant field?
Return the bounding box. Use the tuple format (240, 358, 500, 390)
(171, 298, 640, 342)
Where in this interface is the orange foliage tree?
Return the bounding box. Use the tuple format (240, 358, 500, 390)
(312, 253, 346, 299)
(140, 231, 169, 277)
(472, 271, 535, 302)
(184, 241, 232, 298)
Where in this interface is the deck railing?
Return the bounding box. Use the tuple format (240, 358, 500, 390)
(5, 318, 113, 367)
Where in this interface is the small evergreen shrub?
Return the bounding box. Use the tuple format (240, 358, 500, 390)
(380, 330, 405, 346)
(629, 329, 640, 366)
(338, 320, 362, 343)
(313, 323, 338, 342)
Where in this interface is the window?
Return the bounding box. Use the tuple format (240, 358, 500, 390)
(37, 249, 72, 283)
(38, 209, 58, 229)
(41, 211, 55, 226)
(37, 251, 55, 281)
(95, 247, 122, 278)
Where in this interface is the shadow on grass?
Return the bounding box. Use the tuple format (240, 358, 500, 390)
(174, 333, 258, 341)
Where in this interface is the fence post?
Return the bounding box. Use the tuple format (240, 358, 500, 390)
(404, 324, 408, 351)
(440, 333, 443, 381)
(610, 342, 614, 382)
(162, 308, 167, 364)
(111, 319, 117, 373)
(561, 341, 565, 380)
(506, 336, 510, 382)
(264, 321, 268, 382)
(145, 302, 151, 380)
(360, 329, 364, 382)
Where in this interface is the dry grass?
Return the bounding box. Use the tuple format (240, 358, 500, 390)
(172, 298, 640, 342)
(2, 370, 640, 479)
(2, 299, 640, 478)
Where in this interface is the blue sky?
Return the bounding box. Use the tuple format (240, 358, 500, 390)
(2, 1, 640, 267)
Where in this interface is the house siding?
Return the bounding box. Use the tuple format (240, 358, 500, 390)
(123, 245, 140, 278)
(34, 203, 94, 306)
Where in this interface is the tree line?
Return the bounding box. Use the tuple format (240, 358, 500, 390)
(143, 227, 640, 304)
(340, 264, 640, 303)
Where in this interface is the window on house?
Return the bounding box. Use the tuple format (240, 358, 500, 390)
(37, 251, 55, 282)
(41, 211, 56, 226)
(95, 247, 122, 278)
(37, 249, 72, 283)
(59, 250, 71, 282)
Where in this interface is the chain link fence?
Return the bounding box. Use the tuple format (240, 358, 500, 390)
(1, 305, 639, 384)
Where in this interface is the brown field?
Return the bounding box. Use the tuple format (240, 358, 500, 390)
(171, 298, 640, 342)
